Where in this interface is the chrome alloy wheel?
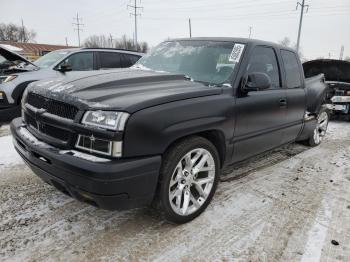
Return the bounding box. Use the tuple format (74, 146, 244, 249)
(313, 111, 329, 145)
(168, 148, 216, 216)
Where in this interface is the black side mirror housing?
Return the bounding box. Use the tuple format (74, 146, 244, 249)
(243, 72, 271, 92)
(56, 64, 72, 73)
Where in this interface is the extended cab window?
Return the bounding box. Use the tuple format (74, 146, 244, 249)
(99, 52, 122, 69)
(281, 50, 302, 88)
(247, 46, 280, 88)
(59, 52, 93, 71)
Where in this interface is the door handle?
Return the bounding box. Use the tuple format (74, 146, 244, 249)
(279, 98, 287, 107)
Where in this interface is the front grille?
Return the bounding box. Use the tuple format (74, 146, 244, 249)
(24, 113, 37, 129)
(27, 92, 79, 120)
(40, 124, 71, 141)
(24, 113, 71, 142)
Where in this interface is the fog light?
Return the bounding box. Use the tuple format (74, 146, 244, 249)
(75, 134, 122, 157)
(0, 92, 4, 100)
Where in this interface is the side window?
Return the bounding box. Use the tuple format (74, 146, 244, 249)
(129, 55, 141, 64)
(281, 50, 302, 88)
(60, 52, 93, 71)
(247, 46, 281, 88)
(99, 52, 122, 69)
(121, 54, 140, 68)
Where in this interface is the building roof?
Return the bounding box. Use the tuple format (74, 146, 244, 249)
(0, 41, 76, 53)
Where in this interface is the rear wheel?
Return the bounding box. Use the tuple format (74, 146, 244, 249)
(154, 136, 220, 224)
(308, 108, 329, 146)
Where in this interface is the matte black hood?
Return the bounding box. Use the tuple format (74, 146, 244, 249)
(303, 59, 350, 83)
(28, 69, 223, 113)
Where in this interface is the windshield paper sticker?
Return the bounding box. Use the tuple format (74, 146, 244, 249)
(229, 44, 245, 63)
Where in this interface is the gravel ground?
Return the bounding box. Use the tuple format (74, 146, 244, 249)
(0, 121, 349, 262)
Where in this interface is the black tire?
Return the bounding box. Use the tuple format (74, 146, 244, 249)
(153, 136, 220, 224)
(307, 107, 329, 147)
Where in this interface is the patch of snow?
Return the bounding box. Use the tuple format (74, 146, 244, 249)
(0, 135, 23, 170)
(59, 150, 111, 162)
(18, 127, 52, 149)
(301, 197, 334, 262)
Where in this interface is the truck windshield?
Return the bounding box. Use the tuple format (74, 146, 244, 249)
(34, 50, 71, 68)
(134, 40, 244, 85)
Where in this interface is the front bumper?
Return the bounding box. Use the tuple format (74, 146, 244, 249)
(11, 118, 162, 210)
(329, 96, 350, 114)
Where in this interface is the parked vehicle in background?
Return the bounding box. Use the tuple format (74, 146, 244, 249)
(303, 59, 350, 119)
(11, 38, 328, 223)
(0, 46, 143, 123)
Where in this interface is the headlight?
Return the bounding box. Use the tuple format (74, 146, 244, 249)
(82, 111, 130, 131)
(2, 75, 17, 83)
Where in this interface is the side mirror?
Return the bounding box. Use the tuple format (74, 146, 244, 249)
(243, 72, 271, 92)
(56, 64, 72, 73)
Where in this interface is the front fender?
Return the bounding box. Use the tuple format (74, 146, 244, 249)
(123, 94, 235, 158)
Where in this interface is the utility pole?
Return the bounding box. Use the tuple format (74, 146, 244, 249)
(248, 26, 252, 39)
(296, 0, 309, 52)
(339, 45, 344, 60)
(73, 13, 84, 47)
(65, 37, 68, 46)
(189, 18, 192, 38)
(21, 19, 26, 42)
(128, 0, 143, 48)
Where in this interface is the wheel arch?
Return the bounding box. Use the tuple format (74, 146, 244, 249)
(12, 81, 36, 104)
(162, 129, 227, 168)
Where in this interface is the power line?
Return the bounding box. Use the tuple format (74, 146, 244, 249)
(128, 0, 143, 47)
(296, 0, 309, 52)
(73, 13, 84, 47)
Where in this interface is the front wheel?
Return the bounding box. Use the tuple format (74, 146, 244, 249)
(308, 108, 329, 146)
(154, 136, 220, 224)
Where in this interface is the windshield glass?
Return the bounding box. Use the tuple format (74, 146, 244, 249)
(135, 40, 244, 85)
(34, 50, 70, 68)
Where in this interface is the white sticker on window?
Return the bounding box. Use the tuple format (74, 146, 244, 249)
(229, 43, 245, 63)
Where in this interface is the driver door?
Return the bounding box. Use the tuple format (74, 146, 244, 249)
(232, 46, 287, 163)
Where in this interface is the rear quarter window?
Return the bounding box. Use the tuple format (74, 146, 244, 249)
(281, 50, 302, 88)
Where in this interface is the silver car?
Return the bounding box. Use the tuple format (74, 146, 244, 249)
(0, 46, 142, 123)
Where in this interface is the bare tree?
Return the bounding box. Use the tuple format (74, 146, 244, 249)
(83, 35, 110, 48)
(278, 37, 304, 60)
(0, 23, 36, 42)
(279, 37, 291, 48)
(83, 34, 148, 52)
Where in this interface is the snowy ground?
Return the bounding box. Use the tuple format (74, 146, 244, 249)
(0, 121, 349, 262)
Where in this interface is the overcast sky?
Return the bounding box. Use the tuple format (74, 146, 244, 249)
(1, 0, 350, 59)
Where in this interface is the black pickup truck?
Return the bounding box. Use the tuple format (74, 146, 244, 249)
(11, 38, 328, 223)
